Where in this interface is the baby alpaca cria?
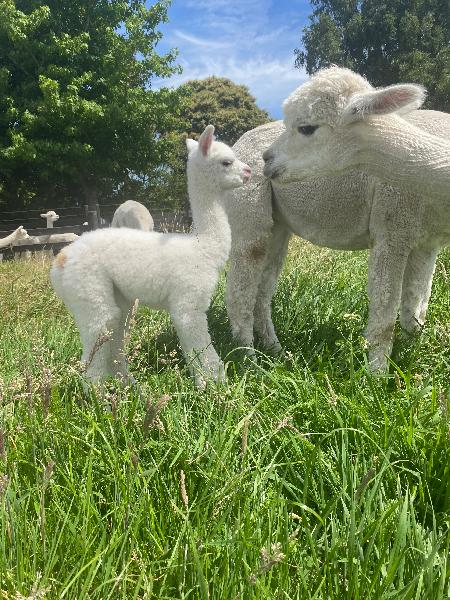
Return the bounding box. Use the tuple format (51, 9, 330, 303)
(51, 125, 251, 388)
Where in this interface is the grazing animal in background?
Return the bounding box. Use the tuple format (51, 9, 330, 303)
(40, 210, 60, 228)
(51, 125, 251, 388)
(225, 67, 450, 372)
(111, 200, 154, 231)
(14, 210, 78, 249)
(0, 226, 29, 250)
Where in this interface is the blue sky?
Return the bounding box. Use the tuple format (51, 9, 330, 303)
(155, 0, 312, 119)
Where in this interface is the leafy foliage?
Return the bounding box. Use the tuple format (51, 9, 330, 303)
(0, 0, 186, 211)
(181, 76, 270, 146)
(157, 76, 271, 211)
(295, 0, 450, 111)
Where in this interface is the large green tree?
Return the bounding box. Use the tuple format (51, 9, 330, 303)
(0, 0, 186, 219)
(180, 76, 270, 146)
(295, 0, 450, 111)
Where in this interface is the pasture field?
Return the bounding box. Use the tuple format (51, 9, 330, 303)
(0, 239, 449, 599)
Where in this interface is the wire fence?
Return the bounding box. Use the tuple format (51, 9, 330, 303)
(0, 202, 191, 259)
(0, 202, 191, 235)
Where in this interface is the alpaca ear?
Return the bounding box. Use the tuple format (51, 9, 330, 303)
(198, 124, 215, 157)
(342, 84, 426, 124)
(186, 138, 198, 154)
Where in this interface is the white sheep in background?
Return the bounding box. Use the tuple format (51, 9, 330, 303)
(226, 67, 450, 371)
(111, 200, 154, 231)
(51, 125, 251, 388)
(0, 226, 29, 250)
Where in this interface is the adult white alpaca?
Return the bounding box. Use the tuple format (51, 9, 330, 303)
(51, 125, 251, 387)
(0, 226, 29, 249)
(41, 210, 59, 228)
(263, 67, 450, 197)
(111, 200, 154, 231)
(226, 67, 450, 371)
(14, 210, 78, 249)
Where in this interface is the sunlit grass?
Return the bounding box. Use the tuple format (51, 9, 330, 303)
(0, 241, 448, 599)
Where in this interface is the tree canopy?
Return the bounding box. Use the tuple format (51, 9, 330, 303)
(0, 0, 186, 214)
(149, 76, 271, 212)
(295, 0, 450, 111)
(180, 76, 270, 146)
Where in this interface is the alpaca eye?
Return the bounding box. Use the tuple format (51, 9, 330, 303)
(222, 160, 233, 167)
(297, 125, 319, 136)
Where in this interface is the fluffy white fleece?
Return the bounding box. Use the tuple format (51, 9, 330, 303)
(51, 125, 251, 387)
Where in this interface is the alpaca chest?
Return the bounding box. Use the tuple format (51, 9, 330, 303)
(272, 174, 372, 250)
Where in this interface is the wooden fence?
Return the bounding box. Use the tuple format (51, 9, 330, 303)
(0, 203, 191, 259)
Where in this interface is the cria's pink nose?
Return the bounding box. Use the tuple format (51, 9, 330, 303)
(243, 165, 251, 181)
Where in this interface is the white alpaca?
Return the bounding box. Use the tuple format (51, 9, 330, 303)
(14, 210, 78, 249)
(0, 226, 29, 250)
(51, 125, 251, 387)
(41, 210, 59, 228)
(111, 200, 154, 231)
(13, 230, 79, 248)
(263, 67, 450, 198)
(225, 67, 450, 371)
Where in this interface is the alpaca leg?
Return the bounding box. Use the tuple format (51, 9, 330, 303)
(226, 235, 271, 354)
(109, 291, 138, 383)
(366, 242, 410, 371)
(171, 309, 224, 388)
(399, 247, 438, 334)
(76, 306, 122, 382)
(253, 221, 291, 354)
(108, 306, 130, 381)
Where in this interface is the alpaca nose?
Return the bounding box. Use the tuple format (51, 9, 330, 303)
(243, 165, 252, 181)
(262, 149, 274, 163)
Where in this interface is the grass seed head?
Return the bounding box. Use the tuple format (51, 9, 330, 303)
(143, 395, 170, 436)
(180, 469, 189, 510)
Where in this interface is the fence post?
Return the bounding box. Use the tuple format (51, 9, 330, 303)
(84, 202, 98, 230)
(84, 204, 98, 229)
(96, 203, 102, 227)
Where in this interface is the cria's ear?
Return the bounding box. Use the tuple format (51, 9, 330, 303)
(186, 138, 198, 153)
(342, 84, 426, 124)
(198, 124, 215, 157)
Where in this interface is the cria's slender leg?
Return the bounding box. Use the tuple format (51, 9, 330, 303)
(76, 304, 122, 382)
(109, 307, 131, 382)
(109, 290, 137, 383)
(226, 236, 271, 355)
(171, 309, 224, 388)
(253, 220, 291, 354)
(366, 242, 410, 371)
(399, 247, 438, 334)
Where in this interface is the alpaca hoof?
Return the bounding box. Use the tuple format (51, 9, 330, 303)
(399, 316, 423, 336)
(194, 360, 226, 389)
(367, 351, 389, 373)
(263, 340, 284, 357)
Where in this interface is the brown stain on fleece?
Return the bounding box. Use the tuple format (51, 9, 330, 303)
(54, 250, 67, 268)
(248, 241, 267, 261)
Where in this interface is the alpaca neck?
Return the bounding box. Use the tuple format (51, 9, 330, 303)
(0, 230, 18, 249)
(188, 180, 231, 266)
(353, 115, 450, 197)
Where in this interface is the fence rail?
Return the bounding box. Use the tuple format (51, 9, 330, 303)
(0, 204, 191, 260)
(0, 224, 89, 237)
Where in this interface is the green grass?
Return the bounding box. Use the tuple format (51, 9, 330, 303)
(0, 240, 449, 599)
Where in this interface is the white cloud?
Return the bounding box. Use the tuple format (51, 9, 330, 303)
(173, 30, 231, 49)
(156, 54, 307, 118)
(155, 0, 309, 118)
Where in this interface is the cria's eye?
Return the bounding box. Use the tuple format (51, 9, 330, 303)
(222, 160, 233, 167)
(297, 125, 319, 136)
